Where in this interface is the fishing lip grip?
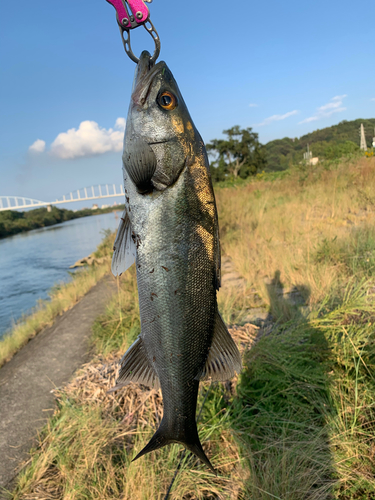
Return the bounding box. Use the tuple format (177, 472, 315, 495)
(106, 0, 160, 64)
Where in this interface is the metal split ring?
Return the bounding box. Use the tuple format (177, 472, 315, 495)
(119, 18, 161, 64)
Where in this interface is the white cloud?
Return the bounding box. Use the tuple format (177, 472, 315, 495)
(114, 117, 126, 130)
(299, 95, 347, 124)
(49, 118, 126, 159)
(29, 139, 46, 153)
(249, 103, 258, 107)
(332, 94, 347, 101)
(371, 98, 375, 102)
(256, 110, 299, 127)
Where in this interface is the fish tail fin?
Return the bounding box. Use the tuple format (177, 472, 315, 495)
(132, 419, 217, 475)
(132, 421, 171, 463)
(185, 440, 217, 476)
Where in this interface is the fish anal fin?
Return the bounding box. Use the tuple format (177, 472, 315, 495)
(111, 209, 136, 277)
(196, 312, 242, 382)
(109, 336, 160, 392)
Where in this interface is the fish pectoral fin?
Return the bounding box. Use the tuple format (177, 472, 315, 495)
(111, 209, 136, 277)
(109, 336, 160, 391)
(196, 311, 242, 382)
(123, 135, 157, 193)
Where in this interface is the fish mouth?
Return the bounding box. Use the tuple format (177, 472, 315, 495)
(132, 51, 166, 106)
(148, 140, 169, 145)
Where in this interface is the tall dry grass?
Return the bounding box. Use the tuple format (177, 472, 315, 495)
(216, 157, 375, 320)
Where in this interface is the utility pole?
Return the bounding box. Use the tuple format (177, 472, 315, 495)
(360, 123, 367, 151)
(303, 144, 312, 164)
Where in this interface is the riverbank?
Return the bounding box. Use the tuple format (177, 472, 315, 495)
(0, 204, 124, 239)
(0, 232, 115, 368)
(6, 156, 375, 499)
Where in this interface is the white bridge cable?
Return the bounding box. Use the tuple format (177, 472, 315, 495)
(0, 184, 124, 211)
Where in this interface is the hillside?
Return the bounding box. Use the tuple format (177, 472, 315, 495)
(266, 118, 375, 171)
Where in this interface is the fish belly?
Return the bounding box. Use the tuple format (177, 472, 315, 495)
(132, 170, 217, 431)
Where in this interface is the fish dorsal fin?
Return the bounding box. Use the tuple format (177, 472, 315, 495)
(196, 312, 242, 382)
(111, 209, 136, 277)
(109, 336, 160, 392)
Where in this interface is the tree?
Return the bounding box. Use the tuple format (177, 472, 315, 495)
(207, 126, 266, 180)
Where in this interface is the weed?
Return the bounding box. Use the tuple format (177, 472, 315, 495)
(9, 156, 375, 499)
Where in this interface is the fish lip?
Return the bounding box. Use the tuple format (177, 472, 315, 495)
(132, 56, 166, 107)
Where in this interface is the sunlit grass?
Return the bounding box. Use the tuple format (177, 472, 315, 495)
(216, 156, 375, 317)
(9, 155, 375, 499)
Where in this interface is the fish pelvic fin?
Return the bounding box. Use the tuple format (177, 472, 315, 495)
(132, 419, 217, 475)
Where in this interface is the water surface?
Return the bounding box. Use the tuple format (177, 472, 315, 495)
(0, 212, 120, 339)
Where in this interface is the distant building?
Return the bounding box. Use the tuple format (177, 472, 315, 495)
(92, 204, 98, 210)
(309, 157, 319, 166)
(101, 204, 109, 209)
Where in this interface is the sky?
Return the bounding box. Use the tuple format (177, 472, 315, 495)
(1, 0, 374, 208)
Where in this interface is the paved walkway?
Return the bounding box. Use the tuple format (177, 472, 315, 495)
(0, 275, 117, 495)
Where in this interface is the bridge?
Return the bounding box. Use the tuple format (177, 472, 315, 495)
(0, 184, 125, 212)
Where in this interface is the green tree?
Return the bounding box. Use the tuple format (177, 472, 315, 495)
(207, 126, 266, 180)
(324, 140, 359, 160)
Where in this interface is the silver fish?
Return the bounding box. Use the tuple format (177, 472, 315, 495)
(111, 51, 241, 473)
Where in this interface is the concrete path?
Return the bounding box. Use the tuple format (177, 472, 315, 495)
(0, 275, 117, 495)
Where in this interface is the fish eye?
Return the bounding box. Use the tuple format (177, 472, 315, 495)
(158, 91, 177, 111)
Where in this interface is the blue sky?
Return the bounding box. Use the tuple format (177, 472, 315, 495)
(1, 0, 374, 208)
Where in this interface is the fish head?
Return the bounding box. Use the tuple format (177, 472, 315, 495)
(123, 51, 202, 192)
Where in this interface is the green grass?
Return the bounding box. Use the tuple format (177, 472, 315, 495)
(8, 156, 375, 499)
(91, 266, 140, 356)
(315, 226, 375, 278)
(230, 280, 375, 499)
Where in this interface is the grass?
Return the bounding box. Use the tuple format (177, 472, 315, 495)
(8, 155, 375, 499)
(231, 280, 375, 499)
(216, 156, 375, 318)
(0, 231, 115, 368)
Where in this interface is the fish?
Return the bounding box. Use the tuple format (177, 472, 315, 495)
(111, 50, 242, 474)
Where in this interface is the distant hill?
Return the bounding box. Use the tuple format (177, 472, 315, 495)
(265, 118, 375, 171)
(0, 204, 124, 239)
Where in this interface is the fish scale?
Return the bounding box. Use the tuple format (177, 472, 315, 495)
(111, 50, 242, 473)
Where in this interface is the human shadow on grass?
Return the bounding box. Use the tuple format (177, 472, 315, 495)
(229, 270, 336, 500)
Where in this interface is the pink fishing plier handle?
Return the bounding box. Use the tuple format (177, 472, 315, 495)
(106, 0, 160, 63)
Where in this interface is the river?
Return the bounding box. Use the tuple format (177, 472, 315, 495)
(0, 212, 120, 339)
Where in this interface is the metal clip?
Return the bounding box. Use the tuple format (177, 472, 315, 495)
(106, 0, 160, 64)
